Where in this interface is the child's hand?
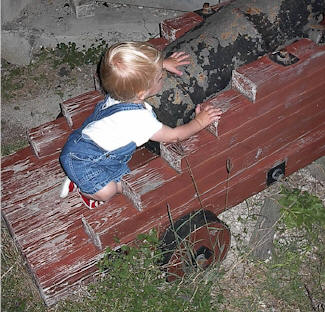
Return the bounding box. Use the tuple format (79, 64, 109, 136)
(163, 52, 190, 76)
(194, 104, 222, 128)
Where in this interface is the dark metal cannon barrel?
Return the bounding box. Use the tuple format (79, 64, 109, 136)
(147, 0, 325, 128)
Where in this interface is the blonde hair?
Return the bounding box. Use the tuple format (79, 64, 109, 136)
(100, 42, 163, 101)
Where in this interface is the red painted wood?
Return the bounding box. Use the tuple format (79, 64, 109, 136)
(60, 90, 104, 128)
(201, 124, 325, 213)
(147, 37, 169, 51)
(91, 121, 325, 253)
(128, 146, 158, 170)
(163, 76, 325, 173)
(232, 39, 325, 102)
(192, 99, 325, 196)
(27, 90, 104, 158)
(38, 263, 99, 307)
(1, 150, 104, 305)
(161, 12, 203, 42)
(0, 144, 160, 305)
(160, 128, 217, 172)
(2, 147, 159, 249)
(217, 68, 325, 136)
(286, 38, 325, 59)
(122, 157, 197, 211)
(84, 190, 202, 251)
(2, 39, 324, 306)
(27, 117, 71, 158)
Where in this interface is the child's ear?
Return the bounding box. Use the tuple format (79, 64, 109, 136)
(137, 90, 148, 101)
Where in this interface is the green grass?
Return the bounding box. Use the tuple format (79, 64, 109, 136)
(57, 231, 221, 312)
(1, 39, 107, 102)
(1, 40, 109, 155)
(1, 140, 29, 156)
(50, 40, 108, 69)
(1, 225, 46, 312)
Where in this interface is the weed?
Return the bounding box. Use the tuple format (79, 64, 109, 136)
(258, 186, 325, 310)
(1, 70, 25, 101)
(278, 186, 325, 236)
(50, 40, 108, 69)
(1, 225, 46, 312)
(57, 230, 219, 311)
(54, 89, 64, 99)
(1, 140, 29, 156)
(1, 40, 106, 103)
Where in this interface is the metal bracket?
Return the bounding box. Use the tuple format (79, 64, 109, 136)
(267, 161, 286, 186)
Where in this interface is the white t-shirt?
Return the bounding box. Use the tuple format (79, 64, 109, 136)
(82, 97, 162, 151)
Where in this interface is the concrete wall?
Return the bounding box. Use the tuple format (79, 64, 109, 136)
(1, 0, 33, 24)
(108, 0, 223, 11)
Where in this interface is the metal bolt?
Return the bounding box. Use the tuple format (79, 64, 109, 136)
(202, 2, 212, 15)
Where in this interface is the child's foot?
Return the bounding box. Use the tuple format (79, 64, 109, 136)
(60, 177, 77, 198)
(78, 191, 103, 209)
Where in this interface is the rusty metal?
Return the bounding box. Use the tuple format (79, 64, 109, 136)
(202, 3, 212, 15)
(269, 49, 299, 66)
(308, 11, 325, 44)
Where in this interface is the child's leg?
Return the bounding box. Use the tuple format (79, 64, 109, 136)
(81, 181, 122, 202)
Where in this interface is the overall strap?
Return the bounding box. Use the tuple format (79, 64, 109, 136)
(67, 100, 144, 155)
(79, 100, 145, 133)
(101, 102, 145, 118)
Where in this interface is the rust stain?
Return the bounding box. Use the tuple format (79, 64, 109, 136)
(246, 7, 261, 15)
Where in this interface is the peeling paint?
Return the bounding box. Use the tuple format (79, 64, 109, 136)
(149, 0, 324, 128)
(232, 70, 257, 101)
(82, 216, 102, 250)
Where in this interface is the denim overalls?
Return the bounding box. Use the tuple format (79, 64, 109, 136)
(60, 95, 146, 194)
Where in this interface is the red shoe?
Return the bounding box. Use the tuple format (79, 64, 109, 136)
(60, 177, 77, 198)
(78, 191, 103, 209)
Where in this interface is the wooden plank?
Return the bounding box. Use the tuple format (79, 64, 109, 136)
(160, 12, 203, 42)
(193, 99, 325, 195)
(38, 259, 99, 307)
(1, 154, 91, 252)
(2, 147, 158, 251)
(201, 124, 325, 212)
(60, 90, 104, 128)
(232, 39, 325, 102)
(1, 152, 63, 214)
(27, 105, 324, 304)
(210, 59, 325, 137)
(2, 151, 106, 306)
(83, 187, 201, 250)
(147, 37, 169, 51)
(27, 117, 71, 158)
(162, 75, 325, 172)
(25, 224, 93, 273)
(121, 157, 196, 211)
(30, 227, 101, 306)
(91, 119, 325, 251)
(128, 146, 158, 170)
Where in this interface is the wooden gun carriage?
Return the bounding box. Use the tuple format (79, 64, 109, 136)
(2, 1, 325, 305)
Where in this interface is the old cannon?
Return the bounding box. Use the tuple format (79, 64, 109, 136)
(2, 0, 325, 305)
(148, 0, 325, 126)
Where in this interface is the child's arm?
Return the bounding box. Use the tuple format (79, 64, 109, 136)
(163, 52, 190, 76)
(150, 104, 222, 143)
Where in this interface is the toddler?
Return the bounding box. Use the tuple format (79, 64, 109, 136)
(59, 42, 222, 209)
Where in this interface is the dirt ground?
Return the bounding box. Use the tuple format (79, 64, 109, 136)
(1, 0, 179, 155)
(1, 57, 96, 153)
